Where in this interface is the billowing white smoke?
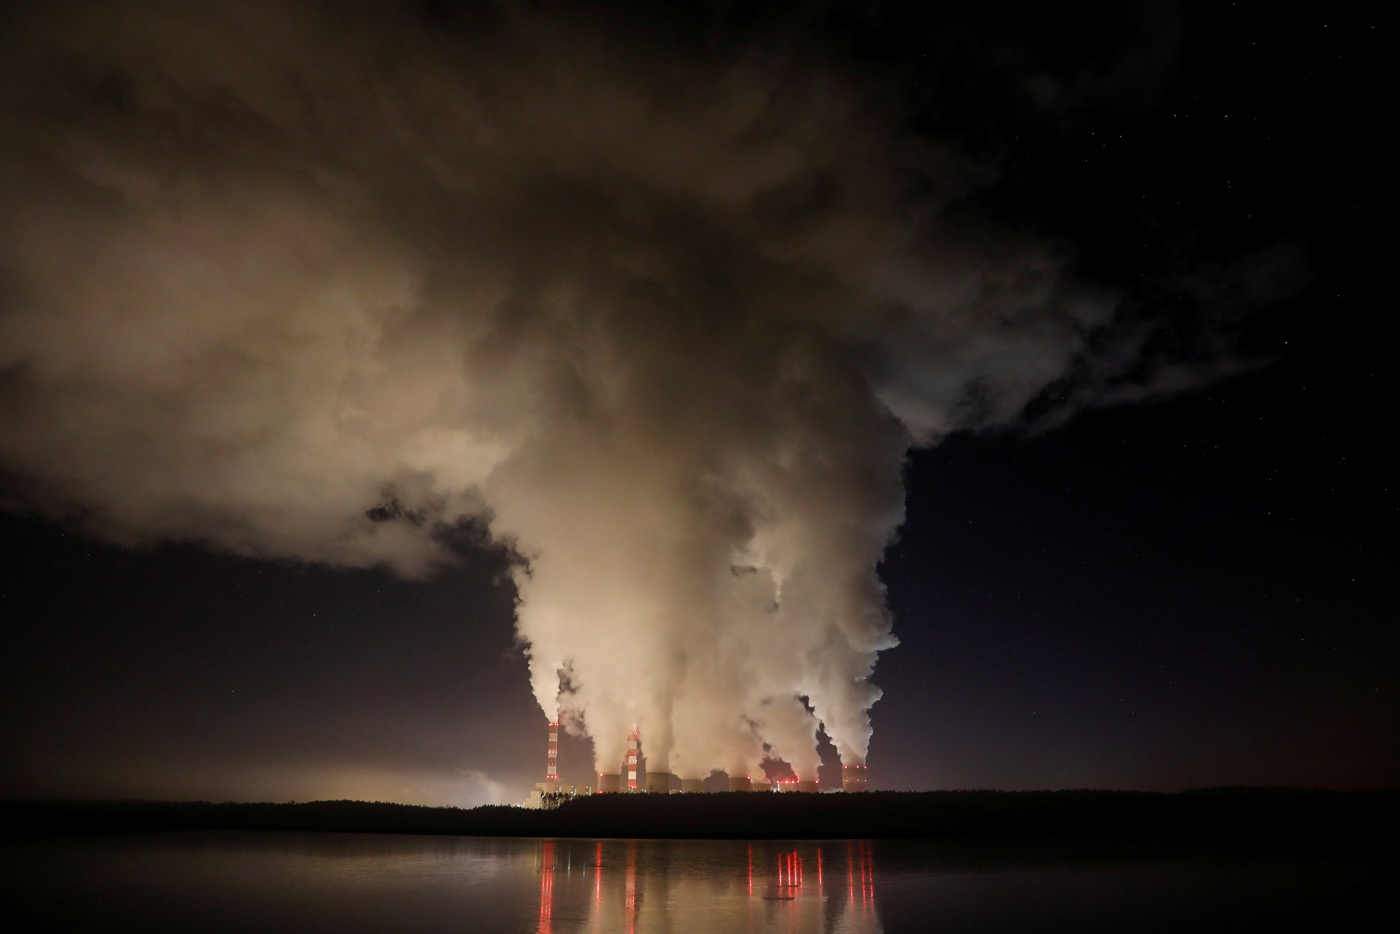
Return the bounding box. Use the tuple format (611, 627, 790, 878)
(0, 2, 1109, 778)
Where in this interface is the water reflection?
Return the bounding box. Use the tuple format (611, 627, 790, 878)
(535, 838, 882, 934)
(4, 831, 1386, 933)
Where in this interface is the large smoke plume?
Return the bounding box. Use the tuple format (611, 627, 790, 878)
(0, 1, 1126, 779)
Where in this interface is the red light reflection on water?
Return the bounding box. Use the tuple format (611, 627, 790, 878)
(860, 840, 874, 906)
(594, 840, 602, 913)
(848, 840, 854, 906)
(564, 838, 877, 932)
(537, 841, 555, 934)
(769, 848, 809, 901)
(856, 840, 868, 907)
(625, 841, 637, 934)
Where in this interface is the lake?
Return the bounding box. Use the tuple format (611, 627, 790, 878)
(0, 832, 1393, 932)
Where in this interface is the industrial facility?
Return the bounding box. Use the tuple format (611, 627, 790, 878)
(529, 719, 870, 807)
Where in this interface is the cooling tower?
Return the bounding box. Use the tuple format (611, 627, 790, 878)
(797, 780, 819, 793)
(646, 771, 676, 794)
(752, 780, 772, 792)
(727, 776, 751, 792)
(599, 772, 622, 793)
(680, 778, 705, 793)
(841, 763, 868, 793)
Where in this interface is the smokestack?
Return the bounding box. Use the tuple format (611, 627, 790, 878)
(842, 763, 868, 793)
(727, 775, 751, 792)
(626, 729, 640, 792)
(645, 772, 676, 794)
(680, 778, 705, 793)
(543, 718, 559, 793)
(599, 772, 621, 794)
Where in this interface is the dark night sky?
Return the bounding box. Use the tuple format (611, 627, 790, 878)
(1, 1, 1394, 804)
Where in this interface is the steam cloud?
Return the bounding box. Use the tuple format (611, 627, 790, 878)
(1, 1, 1128, 779)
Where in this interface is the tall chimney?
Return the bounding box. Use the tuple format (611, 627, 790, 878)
(544, 717, 559, 792)
(626, 728, 640, 792)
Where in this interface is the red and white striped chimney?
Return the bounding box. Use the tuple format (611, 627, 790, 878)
(545, 717, 559, 790)
(626, 728, 640, 791)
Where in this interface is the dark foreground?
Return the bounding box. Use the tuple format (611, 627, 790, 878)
(1, 831, 1395, 933)
(4, 789, 1397, 840)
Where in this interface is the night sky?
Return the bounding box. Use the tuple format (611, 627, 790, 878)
(1, 1, 1394, 805)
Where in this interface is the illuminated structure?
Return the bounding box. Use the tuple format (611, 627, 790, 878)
(842, 763, 868, 792)
(544, 718, 560, 792)
(529, 716, 563, 807)
(545, 723, 854, 797)
(626, 728, 640, 791)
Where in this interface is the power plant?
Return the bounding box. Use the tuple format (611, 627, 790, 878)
(530, 720, 869, 806)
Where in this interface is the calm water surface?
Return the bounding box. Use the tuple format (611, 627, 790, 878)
(0, 832, 1393, 932)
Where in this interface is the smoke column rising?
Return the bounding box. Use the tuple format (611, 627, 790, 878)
(0, 1, 1113, 779)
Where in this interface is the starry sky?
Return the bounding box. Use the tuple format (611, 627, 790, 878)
(0, 1, 1394, 805)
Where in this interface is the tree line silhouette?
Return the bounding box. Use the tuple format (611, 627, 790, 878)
(4, 789, 1396, 840)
